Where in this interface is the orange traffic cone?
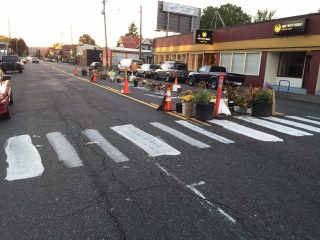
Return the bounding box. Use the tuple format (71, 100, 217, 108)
(163, 85, 172, 111)
(121, 76, 131, 94)
(172, 77, 180, 92)
(174, 77, 178, 85)
(91, 73, 97, 82)
(73, 67, 78, 76)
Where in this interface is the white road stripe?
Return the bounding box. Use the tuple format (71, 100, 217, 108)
(150, 122, 210, 148)
(306, 116, 320, 120)
(209, 120, 283, 142)
(264, 117, 320, 133)
(236, 116, 313, 136)
(82, 129, 129, 163)
(286, 116, 320, 126)
(46, 132, 83, 168)
(111, 124, 180, 157)
(5, 135, 44, 181)
(175, 120, 234, 144)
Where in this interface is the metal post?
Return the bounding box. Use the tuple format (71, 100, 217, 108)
(102, 0, 108, 68)
(166, 12, 170, 36)
(139, 5, 142, 60)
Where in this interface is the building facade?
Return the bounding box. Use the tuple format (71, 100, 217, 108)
(153, 13, 320, 95)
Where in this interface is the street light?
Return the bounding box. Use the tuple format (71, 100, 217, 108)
(102, 0, 108, 68)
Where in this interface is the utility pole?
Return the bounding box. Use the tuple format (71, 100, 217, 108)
(102, 0, 108, 68)
(139, 5, 142, 60)
(8, 18, 11, 54)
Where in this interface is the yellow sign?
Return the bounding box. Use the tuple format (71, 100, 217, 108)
(274, 24, 281, 33)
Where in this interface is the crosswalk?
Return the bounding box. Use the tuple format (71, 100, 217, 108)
(1, 115, 320, 182)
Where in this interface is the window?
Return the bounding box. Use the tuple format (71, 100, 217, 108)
(220, 53, 232, 72)
(220, 52, 261, 75)
(245, 53, 260, 75)
(232, 53, 245, 74)
(277, 52, 305, 78)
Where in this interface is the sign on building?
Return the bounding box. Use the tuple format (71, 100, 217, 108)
(195, 30, 213, 44)
(273, 18, 307, 36)
(156, 1, 201, 34)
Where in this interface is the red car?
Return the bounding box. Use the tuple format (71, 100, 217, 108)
(0, 75, 13, 119)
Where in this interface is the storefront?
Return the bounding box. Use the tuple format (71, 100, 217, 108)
(153, 13, 320, 95)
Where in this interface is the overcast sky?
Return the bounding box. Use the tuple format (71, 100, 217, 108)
(0, 0, 319, 48)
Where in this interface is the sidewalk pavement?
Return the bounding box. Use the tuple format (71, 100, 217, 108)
(275, 92, 320, 105)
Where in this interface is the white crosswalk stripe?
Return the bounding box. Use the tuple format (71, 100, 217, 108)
(175, 120, 234, 144)
(5, 135, 44, 181)
(306, 116, 320, 120)
(285, 116, 320, 126)
(46, 132, 83, 168)
(82, 129, 129, 163)
(209, 120, 283, 142)
(264, 117, 320, 133)
(236, 116, 313, 136)
(150, 122, 210, 148)
(111, 124, 180, 157)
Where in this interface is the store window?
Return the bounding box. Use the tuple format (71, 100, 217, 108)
(221, 53, 232, 72)
(232, 53, 245, 74)
(277, 52, 306, 78)
(245, 53, 260, 75)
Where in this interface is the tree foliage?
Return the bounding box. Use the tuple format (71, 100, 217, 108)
(52, 42, 62, 50)
(79, 34, 96, 45)
(200, 4, 251, 29)
(125, 22, 139, 37)
(253, 9, 276, 22)
(9, 38, 28, 56)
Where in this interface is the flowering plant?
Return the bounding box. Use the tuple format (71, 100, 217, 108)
(180, 90, 195, 103)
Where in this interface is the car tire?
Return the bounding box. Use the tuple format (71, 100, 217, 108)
(19, 69, 22, 73)
(118, 69, 121, 74)
(165, 75, 170, 82)
(2, 106, 11, 119)
(143, 72, 147, 78)
(188, 76, 195, 86)
(211, 77, 218, 90)
(135, 71, 138, 77)
(9, 91, 13, 104)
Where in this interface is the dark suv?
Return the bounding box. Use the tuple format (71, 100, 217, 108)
(0, 55, 23, 73)
(154, 61, 188, 83)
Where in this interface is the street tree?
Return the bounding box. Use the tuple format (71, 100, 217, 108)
(9, 38, 28, 56)
(200, 4, 251, 29)
(253, 9, 276, 22)
(79, 34, 96, 45)
(125, 22, 139, 37)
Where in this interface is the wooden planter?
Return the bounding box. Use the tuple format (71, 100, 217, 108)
(182, 103, 193, 117)
(252, 101, 273, 117)
(195, 103, 214, 121)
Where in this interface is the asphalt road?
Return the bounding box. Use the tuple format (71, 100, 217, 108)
(0, 61, 320, 240)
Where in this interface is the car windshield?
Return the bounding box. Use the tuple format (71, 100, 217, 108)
(3, 56, 18, 61)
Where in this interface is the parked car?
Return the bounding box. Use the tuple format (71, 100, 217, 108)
(0, 74, 13, 119)
(0, 55, 23, 73)
(89, 62, 102, 72)
(135, 64, 159, 78)
(118, 59, 143, 74)
(187, 65, 245, 89)
(154, 61, 188, 83)
(31, 57, 40, 63)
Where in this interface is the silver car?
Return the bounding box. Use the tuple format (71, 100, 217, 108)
(135, 64, 159, 78)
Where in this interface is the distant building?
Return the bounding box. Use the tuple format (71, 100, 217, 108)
(76, 44, 102, 67)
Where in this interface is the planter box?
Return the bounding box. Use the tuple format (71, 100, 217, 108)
(195, 103, 214, 121)
(252, 101, 273, 117)
(182, 103, 193, 117)
(233, 106, 252, 115)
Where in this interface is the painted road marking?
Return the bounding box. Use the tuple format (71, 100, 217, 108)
(264, 117, 320, 133)
(82, 129, 129, 163)
(46, 132, 83, 168)
(209, 120, 283, 142)
(150, 122, 210, 148)
(5, 135, 44, 181)
(306, 116, 320, 120)
(111, 124, 180, 157)
(175, 120, 234, 144)
(285, 116, 320, 126)
(236, 116, 313, 136)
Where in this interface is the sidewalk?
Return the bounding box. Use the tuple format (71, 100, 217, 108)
(275, 92, 320, 105)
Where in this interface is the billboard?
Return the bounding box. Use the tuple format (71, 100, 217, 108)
(156, 1, 201, 34)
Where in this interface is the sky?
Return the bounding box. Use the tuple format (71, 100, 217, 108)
(1, 0, 319, 48)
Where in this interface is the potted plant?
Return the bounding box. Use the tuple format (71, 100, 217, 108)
(224, 85, 239, 111)
(81, 67, 88, 76)
(234, 86, 256, 115)
(99, 70, 109, 80)
(116, 75, 122, 83)
(133, 77, 139, 87)
(180, 90, 195, 117)
(194, 89, 215, 121)
(252, 88, 274, 116)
